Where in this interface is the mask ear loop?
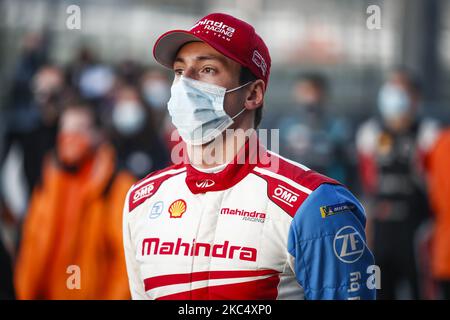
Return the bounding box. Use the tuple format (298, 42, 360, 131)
(231, 107, 247, 120)
(225, 81, 253, 93)
(226, 81, 254, 120)
(221, 80, 255, 120)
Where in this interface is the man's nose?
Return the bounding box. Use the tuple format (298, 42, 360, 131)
(183, 66, 198, 80)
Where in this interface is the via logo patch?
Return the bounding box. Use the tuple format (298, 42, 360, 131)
(149, 201, 164, 219)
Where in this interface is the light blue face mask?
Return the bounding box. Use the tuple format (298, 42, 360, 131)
(378, 84, 411, 120)
(167, 76, 252, 145)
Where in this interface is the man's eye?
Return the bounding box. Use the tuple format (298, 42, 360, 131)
(174, 69, 183, 75)
(201, 67, 216, 74)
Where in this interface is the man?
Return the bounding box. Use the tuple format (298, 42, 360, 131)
(0, 234, 15, 299)
(427, 128, 450, 299)
(15, 102, 134, 299)
(356, 68, 438, 299)
(275, 73, 354, 186)
(123, 13, 375, 300)
(2, 64, 64, 196)
(110, 85, 169, 179)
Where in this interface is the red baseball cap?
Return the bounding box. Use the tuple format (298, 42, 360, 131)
(153, 13, 271, 88)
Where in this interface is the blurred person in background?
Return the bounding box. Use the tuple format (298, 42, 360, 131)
(139, 68, 171, 125)
(139, 68, 185, 157)
(116, 59, 142, 87)
(275, 73, 354, 187)
(3, 33, 48, 128)
(68, 47, 115, 103)
(66, 47, 116, 123)
(0, 211, 15, 299)
(0, 244, 15, 299)
(2, 64, 66, 196)
(15, 102, 134, 299)
(66, 47, 96, 92)
(0, 34, 50, 297)
(109, 85, 169, 179)
(1, 63, 69, 258)
(427, 128, 450, 299)
(77, 63, 115, 102)
(356, 68, 439, 299)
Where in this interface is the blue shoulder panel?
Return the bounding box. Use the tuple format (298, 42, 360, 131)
(288, 183, 376, 300)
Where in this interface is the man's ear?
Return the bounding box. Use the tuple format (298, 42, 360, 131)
(244, 79, 265, 111)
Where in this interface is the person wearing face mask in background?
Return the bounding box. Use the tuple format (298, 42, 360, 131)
(139, 68, 186, 158)
(1, 64, 76, 271)
(140, 69, 171, 123)
(14, 102, 135, 299)
(110, 85, 169, 179)
(267, 73, 355, 188)
(356, 68, 440, 300)
(2, 64, 65, 197)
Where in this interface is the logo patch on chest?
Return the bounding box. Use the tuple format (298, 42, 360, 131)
(149, 201, 164, 219)
(141, 238, 257, 262)
(168, 199, 187, 218)
(320, 202, 355, 218)
(220, 207, 266, 223)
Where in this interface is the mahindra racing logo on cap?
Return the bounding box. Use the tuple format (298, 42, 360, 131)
(195, 179, 215, 188)
(133, 183, 155, 203)
(252, 50, 267, 76)
(190, 19, 235, 41)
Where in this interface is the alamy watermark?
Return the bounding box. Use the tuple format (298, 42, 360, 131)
(366, 4, 381, 30)
(66, 5, 81, 30)
(66, 265, 81, 290)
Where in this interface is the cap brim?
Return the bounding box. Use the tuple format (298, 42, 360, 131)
(153, 30, 203, 69)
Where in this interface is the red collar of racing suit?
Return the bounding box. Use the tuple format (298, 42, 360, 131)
(128, 134, 341, 214)
(185, 135, 266, 194)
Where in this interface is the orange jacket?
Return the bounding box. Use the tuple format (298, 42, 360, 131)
(428, 129, 450, 280)
(15, 144, 135, 299)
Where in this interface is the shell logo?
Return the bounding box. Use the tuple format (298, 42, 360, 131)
(168, 199, 187, 218)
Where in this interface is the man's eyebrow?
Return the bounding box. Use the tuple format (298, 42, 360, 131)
(174, 56, 184, 64)
(195, 55, 226, 64)
(173, 54, 227, 65)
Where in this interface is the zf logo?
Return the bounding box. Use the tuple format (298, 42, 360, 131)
(333, 226, 365, 263)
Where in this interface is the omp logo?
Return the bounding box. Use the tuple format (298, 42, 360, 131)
(272, 184, 299, 207)
(252, 50, 267, 76)
(133, 183, 155, 203)
(190, 19, 235, 39)
(333, 226, 366, 263)
(141, 238, 257, 262)
(195, 179, 215, 188)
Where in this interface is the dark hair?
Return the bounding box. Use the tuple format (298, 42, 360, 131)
(390, 66, 422, 95)
(296, 72, 328, 94)
(63, 99, 102, 129)
(239, 67, 262, 128)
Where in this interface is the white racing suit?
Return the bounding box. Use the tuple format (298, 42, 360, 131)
(123, 136, 376, 299)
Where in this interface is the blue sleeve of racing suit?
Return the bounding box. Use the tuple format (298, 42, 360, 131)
(287, 183, 376, 300)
